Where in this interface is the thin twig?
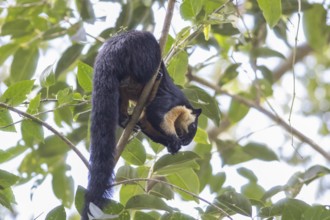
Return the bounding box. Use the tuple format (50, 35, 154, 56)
(288, 0, 301, 150)
(189, 75, 330, 161)
(114, 0, 176, 164)
(113, 178, 233, 220)
(0, 102, 89, 168)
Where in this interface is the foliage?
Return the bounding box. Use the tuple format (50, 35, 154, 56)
(0, 0, 330, 219)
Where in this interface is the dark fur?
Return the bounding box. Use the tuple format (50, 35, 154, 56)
(83, 31, 201, 219)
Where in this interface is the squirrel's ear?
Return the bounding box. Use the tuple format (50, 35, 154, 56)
(193, 108, 202, 116)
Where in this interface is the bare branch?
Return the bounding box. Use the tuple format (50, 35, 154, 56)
(189, 75, 330, 161)
(273, 43, 312, 82)
(158, 0, 176, 51)
(0, 102, 90, 168)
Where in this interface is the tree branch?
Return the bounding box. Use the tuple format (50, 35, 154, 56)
(273, 43, 312, 82)
(1, 100, 89, 130)
(113, 178, 233, 220)
(0, 102, 90, 168)
(114, 0, 176, 164)
(189, 75, 330, 161)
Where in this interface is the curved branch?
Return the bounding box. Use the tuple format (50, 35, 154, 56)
(114, 0, 176, 164)
(273, 43, 312, 82)
(2, 100, 89, 130)
(113, 178, 233, 220)
(189, 75, 330, 161)
(0, 102, 90, 168)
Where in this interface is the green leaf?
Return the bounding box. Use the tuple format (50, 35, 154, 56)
(45, 205, 66, 220)
(180, 0, 203, 20)
(38, 135, 69, 157)
(122, 138, 146, 165)
(162, 212, 196, 220)
(10, 47, 39, 82)
(102, 199, 130, 219)
(163, 35, 175, 56)
(0, 145, 27, 164)
(120, 184, 145, 205)
(153, 151, 200, 175)
(77, 61, 93, 92)
(0, 187, 16, 211)
(0, 109, 16, 132)
(55, 44, 84, 77)
(203, 0, 225, 15)
(167, 51, 188, 86)
(0, 80, 34, 106)
(18, 151, 44, 177)
(0, 19, 32, 37)
(183, 86, 221, 126)
(134, 211, 156, 220)
(216, 140, 252, 165)
(56, 88, 73, 106)
(262, 185, 284, 201)
(21, 119, 44, 146)
(149, 142, 165, 154)
(256, 0, 282, 27)
(43, 27, 67, 40)
(193, 127, 209, 144)
(125, 194, 173, 212)
(218, 63, 241, 86)
(149, 181, 174, 200)
(27, 93, 41, 114)
(167, 168, 200, 201)
(0, 44, 19, 65)
(302, 205, 330, 220)
(243, 142, 278, 161)
(116, 165, 139, 182)
(54, 106, 73, 127)
(210, 172, 226, 193)
(303, 4, 329, 51)
(237, 167, 258, 182)
(302, 165, 330, 185)
(259, 198, 309, 219)
(75, 0, 95, 22)
(251, 79, 273, 97)
(40, 64, 56, 88)
(228, 92, 251, 123)
(196, 153, 212, 191)
(74, 186, 86, 215)
(215, 190, 252, 217)
(176, 27, 191, 42)
(258, 65, 274, 84)
(51, 164, 74, 207)
(203, 24, 211, 41)
(0, 169, 19, 188)
(252, 47, 285, 59)
(241, 182, 265, 203)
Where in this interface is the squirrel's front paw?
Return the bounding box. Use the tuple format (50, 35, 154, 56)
(167, 138, 181, 154)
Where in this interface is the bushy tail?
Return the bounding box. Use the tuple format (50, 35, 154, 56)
(82, 60, 119, 219)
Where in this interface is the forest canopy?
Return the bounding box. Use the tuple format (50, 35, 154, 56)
(0, 0, 330, 219)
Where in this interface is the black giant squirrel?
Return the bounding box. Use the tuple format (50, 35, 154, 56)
(82, 30, 201, 219)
